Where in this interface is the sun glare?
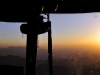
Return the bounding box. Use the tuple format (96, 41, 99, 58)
(97, 35, 100, 42)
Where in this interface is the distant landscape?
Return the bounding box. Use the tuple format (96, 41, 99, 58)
(0, 46, 48, 60)
(0, 46, 100, 75)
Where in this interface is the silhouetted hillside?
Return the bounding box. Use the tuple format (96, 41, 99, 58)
(0, 46, 48, 60)
(0, 46, 26, 58)
(0, 55, 25, 66)
(1, 46, 100, 75)
(1, 55, 100, 75)
(1, 46, 99, 60)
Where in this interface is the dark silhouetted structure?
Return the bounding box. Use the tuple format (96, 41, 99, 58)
(0, 65, 24, 75)
(0, 0, 100, 75)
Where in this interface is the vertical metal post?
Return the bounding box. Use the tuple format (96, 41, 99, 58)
(25, 6, 42, 75)
(47, 14, 53, 75)
(26, 21, 38, 75)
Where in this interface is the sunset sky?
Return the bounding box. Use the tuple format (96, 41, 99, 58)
(0, 13, 100, 50)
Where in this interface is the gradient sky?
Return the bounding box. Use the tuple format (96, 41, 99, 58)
(0, 13, 100, 50)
